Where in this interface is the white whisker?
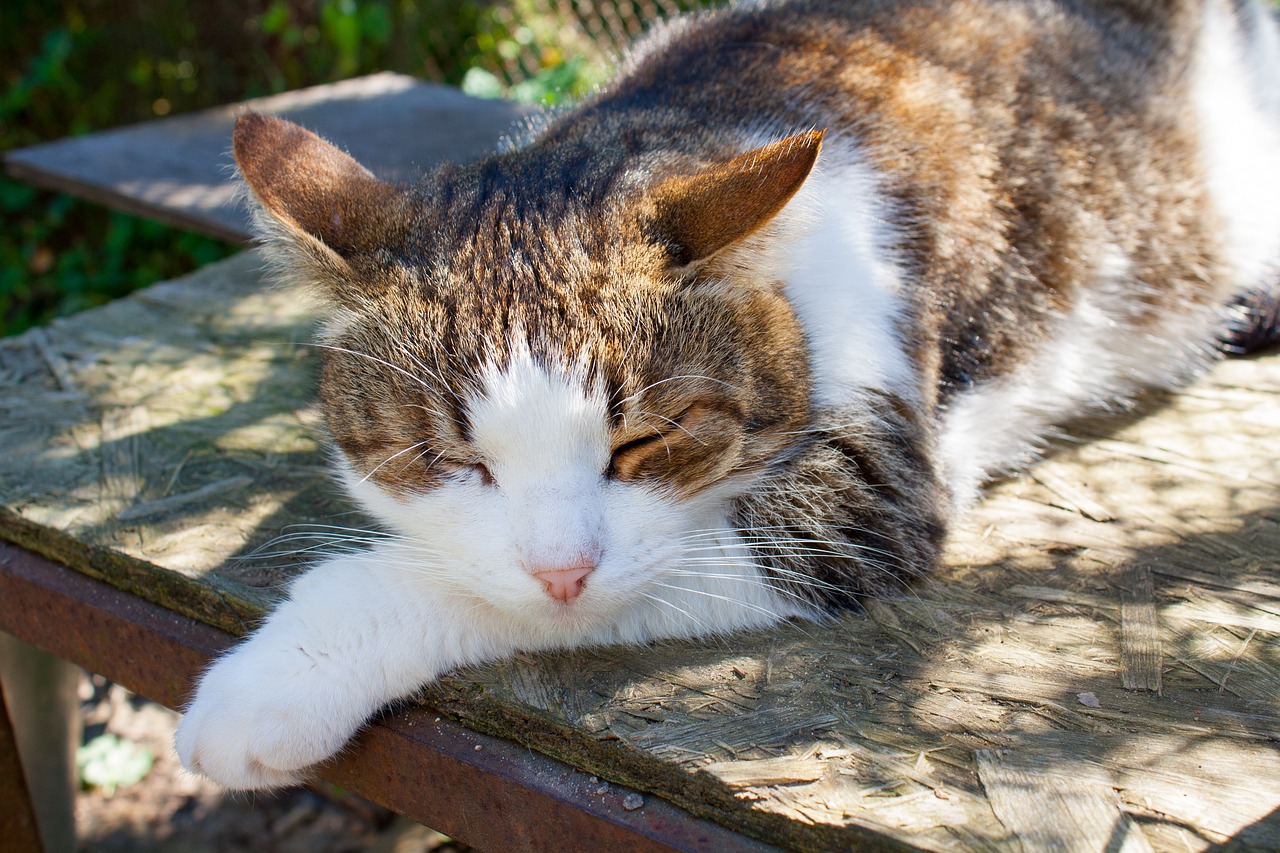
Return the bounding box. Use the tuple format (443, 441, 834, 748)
(636, 410, 707, 445)
(652, 582, 784, 621)
(304, 342, 436, 393)
(358, 439, 433, 484)
(640, 591, 708, 632)
(612, 374, 740, 410)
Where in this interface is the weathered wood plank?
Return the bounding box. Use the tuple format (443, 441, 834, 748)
(3, 73, 531, 242)
(1120, 566, 1164, 693)
(976, 748, 1153, 853)
(1, 250, 1278, 850)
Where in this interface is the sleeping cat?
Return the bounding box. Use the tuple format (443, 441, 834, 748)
(177, 0, 1280, 789)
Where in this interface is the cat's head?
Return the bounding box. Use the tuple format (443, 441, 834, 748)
(234, 112, 819, 633)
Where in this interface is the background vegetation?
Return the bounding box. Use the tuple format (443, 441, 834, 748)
(1, 0, 702, 337)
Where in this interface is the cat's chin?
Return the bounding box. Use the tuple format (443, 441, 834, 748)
(540, 605, 612, 638)
(502, 592, 634, 639)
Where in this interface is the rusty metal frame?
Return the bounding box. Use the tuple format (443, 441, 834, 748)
(0, 541, 776, 852)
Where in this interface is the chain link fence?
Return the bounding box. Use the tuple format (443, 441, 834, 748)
(409, 0, 717, 96)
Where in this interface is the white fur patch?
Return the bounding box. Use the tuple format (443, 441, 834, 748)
(1194, 0, 1280, 290)
(728, 135, 914, 407)
(938, 246, 1226, 507)
(466, 348, 612, 570)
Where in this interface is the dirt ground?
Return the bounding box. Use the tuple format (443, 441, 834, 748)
(75, 672, 472, 853)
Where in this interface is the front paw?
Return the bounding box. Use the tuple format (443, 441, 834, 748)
(176, 644, 364, 790)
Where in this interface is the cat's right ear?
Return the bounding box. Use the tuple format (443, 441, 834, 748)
(233, 112, 404, 289)
(646, 130, 824, 268)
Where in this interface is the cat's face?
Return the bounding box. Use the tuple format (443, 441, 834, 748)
(233, 114, 820, 630)
(316, 198, 811, 629)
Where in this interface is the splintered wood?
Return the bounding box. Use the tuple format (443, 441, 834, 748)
(1, 251, 1278, 851)
(975, 748, 1153, 853)
(1120, 567, 1163, 694)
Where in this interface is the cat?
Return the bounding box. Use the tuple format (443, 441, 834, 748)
(177, 0, 1280, 789)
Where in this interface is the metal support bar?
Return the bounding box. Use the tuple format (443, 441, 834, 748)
(0, 542, 774, 853)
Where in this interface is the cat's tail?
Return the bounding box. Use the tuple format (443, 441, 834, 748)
(1222, 289, 1280, 353)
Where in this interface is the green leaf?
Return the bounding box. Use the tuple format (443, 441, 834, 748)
(260, 1, 291, 36)
(460, 67, 505, 100)
(77, 733, 154, 796)
(509, 57, 587, 106)
(359, 4, 393, 46)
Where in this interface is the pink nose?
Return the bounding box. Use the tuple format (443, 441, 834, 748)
(533, 562, 595, 603)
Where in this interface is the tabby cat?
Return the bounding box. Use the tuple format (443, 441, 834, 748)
(177, 0, 1280, 788)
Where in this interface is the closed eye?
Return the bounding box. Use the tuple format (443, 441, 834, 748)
(607, 432, 669, 480)
(605, 400, 744, 488)
(440, 459, 496, 486)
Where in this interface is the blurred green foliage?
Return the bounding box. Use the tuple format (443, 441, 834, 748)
(0, 0, 640, 337)
(77, 732, 154, 796)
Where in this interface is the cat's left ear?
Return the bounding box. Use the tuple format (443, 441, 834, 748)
(233, 112, 405, 267)
(646, 130, 824, 267)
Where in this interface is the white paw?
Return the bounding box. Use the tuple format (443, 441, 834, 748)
(175, 642, 366, 790)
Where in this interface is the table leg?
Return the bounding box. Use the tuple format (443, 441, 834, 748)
(0, 633, 79, 853)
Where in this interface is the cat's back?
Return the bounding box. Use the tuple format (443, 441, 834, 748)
(608, 0, 1198, 124)
(591, 0, 1280, 367)
(570, 0, 1267, 266)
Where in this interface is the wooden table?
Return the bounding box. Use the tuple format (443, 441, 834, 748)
(3, 75, 1280, 852)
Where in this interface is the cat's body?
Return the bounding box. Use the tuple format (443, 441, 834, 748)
(178, 0, 1280, 789)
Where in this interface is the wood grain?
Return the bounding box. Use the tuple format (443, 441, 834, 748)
(1120, 566, 1164, 693)
(976, 748, 1153, 853)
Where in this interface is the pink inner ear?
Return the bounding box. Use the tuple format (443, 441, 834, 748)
(232, 111, 398, 255)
